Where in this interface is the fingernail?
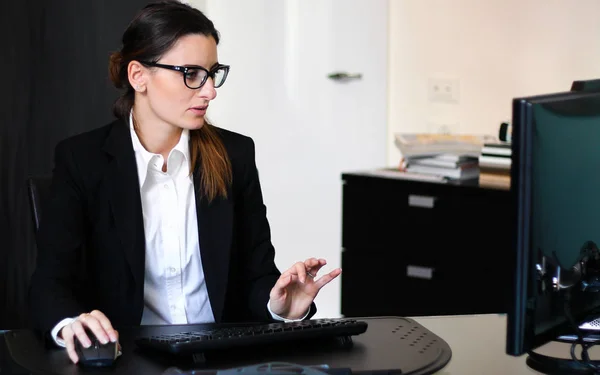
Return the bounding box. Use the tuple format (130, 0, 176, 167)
(110, 335, 117, 343)
(101, 338, 108, 344)
(83, 341, 91, 348)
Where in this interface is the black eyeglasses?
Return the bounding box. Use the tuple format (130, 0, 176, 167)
(139, 61, 230, 89)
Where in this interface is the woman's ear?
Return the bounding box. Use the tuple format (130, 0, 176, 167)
(128, 60, 147, 92)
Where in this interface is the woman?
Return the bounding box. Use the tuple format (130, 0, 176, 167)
(28, 0, 341, 364)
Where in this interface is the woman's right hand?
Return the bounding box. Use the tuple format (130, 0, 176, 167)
(59, 310, 119, 363)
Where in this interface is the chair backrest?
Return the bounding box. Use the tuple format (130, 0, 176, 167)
(26, 176, 52, 232)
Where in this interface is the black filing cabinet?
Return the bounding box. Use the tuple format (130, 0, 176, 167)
(340, 171, 513, 317)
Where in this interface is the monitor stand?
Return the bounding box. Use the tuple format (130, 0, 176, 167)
(526, 246, 600, 374)
(527, 319, 600, 375)
(527, 349, 600, 374)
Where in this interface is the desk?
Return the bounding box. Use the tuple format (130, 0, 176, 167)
(414, 314, 530, 374)
(414, 314, 600, 374)
(3, 315, 591, 375)
(0, 317, 451, 375)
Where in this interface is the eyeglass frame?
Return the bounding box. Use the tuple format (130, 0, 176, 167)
(138, 61, 230, 89)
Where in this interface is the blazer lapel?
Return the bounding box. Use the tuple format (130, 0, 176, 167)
(194, 167, 233, 323)
(102, 120, 145, 289)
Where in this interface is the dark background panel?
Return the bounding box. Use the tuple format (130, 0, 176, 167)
(0, 0, 151, 329)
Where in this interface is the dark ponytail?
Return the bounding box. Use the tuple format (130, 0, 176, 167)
(108, 0, 231, 202)
(108, 51, 135, 119)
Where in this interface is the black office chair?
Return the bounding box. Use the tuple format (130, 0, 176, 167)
(3, 176, 54, 329)
(26, 176, 52, 232)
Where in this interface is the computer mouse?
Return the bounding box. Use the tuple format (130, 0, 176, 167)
(74, 328, 119, 367)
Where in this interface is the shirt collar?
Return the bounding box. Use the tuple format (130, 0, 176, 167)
(129, 112, 191, 188)
(173, 126, 191, 163)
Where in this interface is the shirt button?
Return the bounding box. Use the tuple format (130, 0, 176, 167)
(164, 184, 169, 189)
(170, 267, 176, 273)
(170, 305, 176, 310)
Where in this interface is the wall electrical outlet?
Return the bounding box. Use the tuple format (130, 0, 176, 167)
(436, 124, 452, 134)
(428, 77, 460, 104)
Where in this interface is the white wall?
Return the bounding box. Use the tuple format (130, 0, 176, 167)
(183, 0, 206, 10)
(387, 0, 600, 166)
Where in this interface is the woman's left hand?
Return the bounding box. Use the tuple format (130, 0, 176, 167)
(269, 258, 342, 320)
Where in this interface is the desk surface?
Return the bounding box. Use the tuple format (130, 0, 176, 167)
(3, 314, 593, 375)
(0, 317, 451, 375)
(415, 314, 531, 374)
(415, 313, 600, 375)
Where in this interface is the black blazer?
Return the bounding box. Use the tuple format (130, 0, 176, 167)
(29, 119, 316, 337)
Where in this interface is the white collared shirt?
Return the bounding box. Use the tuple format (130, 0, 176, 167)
(130, 119, 214, 325)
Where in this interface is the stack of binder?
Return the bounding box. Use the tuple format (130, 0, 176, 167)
(393, 133, 497, 181)
(405, 154, 479, 181)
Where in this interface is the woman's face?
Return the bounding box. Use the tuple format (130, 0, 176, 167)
(145, 34, 219, 131)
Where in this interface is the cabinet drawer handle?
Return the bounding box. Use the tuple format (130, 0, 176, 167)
(408, 195, 436, 209)
(407, 265, 434, 280)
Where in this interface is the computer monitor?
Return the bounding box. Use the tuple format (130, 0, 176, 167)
(571, 79, 600, 93)
(506, 85, 600, 374)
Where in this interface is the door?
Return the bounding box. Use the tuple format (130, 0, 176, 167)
(198, 0, 389, 318)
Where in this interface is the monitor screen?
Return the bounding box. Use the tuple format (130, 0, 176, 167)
(506, 88, 600, 357)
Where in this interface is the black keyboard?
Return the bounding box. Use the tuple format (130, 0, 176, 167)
(135, 318, 368, 355)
